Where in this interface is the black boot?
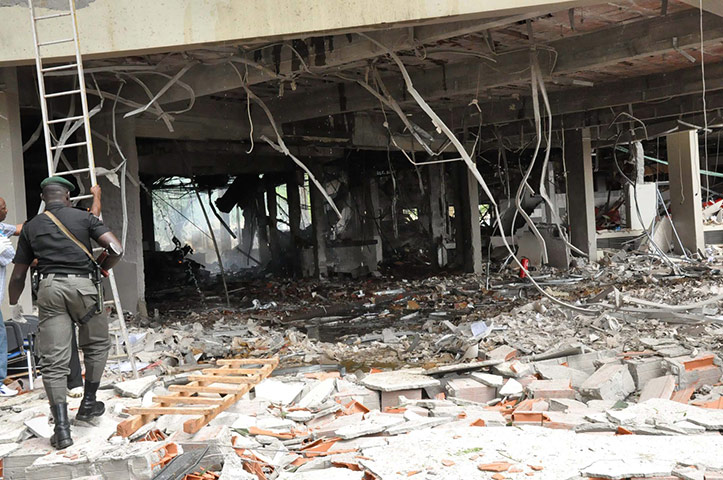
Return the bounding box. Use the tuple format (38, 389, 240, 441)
(50, 403, 73, 450)
(75, 381, 105, 422)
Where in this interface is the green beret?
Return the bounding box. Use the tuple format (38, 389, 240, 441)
(40, 176, 76, 192)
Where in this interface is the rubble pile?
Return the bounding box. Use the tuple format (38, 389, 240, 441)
(3, 251, 723, 478)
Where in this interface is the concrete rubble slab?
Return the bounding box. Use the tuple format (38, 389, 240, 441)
(535, 363, 590, 388)
(527, 379, 575, 399)
(297, 378, 337, 410)
(277, 468, 364, 479)
(469, 372, 504, 388)
(23, 416, 53, 439)
(580, 363, 635, 401)
(361, 371, 440, 392)
(672, 466, 705, 480)
(499, 378, 523, 397)
(580, 459, 675, 479)
(334, 413, 405, 440)
(638, 375, 676, 402)
(254, 379, 305, 405)
(114, 375, 158, 398)
(445, 378, 496, 403)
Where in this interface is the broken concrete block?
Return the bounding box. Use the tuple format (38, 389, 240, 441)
(385, 415, 451, 435)
(498, 378, 523, 397)
(527, 379, 575, 399)
(580, 459, 674, 479)
(664, 354, 723, 390)
(333, 383, 380, 411)
(334, 413, 404, 440)
(0, 425, 27, 444)
(445, 378, 496, 403)
(469, 372, 504, 388)
(25, 440, 181, 480)
(254, 379, 305, 406)
(381, 388, 421, 410)
(672, 466, 705, 480)
(486, 345, 517, 361)
(114, 375, 158, 398)
(564, 349, 619, 375)
(312, 413, 364, 439)
(493, 360, 533, 378)
(549, 398, 590, 413)
(534, 363, 589, 389)
(277, 468, 363, 479)
(580, 363, 635, 401)
(24, 416, 53, 439)
(297, 378, 336, 410)
(625, 357, 666, 389)
(638, 375, 676, 402)
(361, 371, 440, 392)
(544, 411, 588, 429)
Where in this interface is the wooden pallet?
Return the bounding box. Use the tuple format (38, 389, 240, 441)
(117, 356, 278, 437)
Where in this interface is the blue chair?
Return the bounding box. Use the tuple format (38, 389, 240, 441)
(5, 316, 38, 390)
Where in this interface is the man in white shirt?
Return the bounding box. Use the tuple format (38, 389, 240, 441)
(0, 197, 22, 397)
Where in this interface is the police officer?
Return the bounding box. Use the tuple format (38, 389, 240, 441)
(7, 177, 123, 450)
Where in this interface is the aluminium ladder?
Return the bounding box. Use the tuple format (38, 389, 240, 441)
(28, 0, 138, 379)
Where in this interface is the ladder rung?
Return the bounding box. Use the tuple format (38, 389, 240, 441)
(38, 38, 75, 47)
(71, 194, 94, 201)
(47, 115, 84, 125)
(50, 141, 87, 150)
(42, 63, 78, 73)
(44, 89, 81, 99)
(34, 12, 72, 20)
(54, 167, 92, 176)
(104, 300, 115, 306)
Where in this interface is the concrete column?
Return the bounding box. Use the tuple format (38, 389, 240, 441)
(92, 116, 145, 314)
(266, 182, 281, 264)
(667, 130, 705, 254)
(139, 184, 155, 251)
(309, 170, 328, 278)
(0, 67, 32, 316)
(364, 174, 383, 264)
(564, 127, 597, 259)
(255, 191, 271, 266)
(427, 163, 448, 268)
(286, 171, 302, 276)
(455, 162, 483, 273)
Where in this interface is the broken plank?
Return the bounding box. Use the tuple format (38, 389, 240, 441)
(183, 383, 256, 434)
(216, 358, 278, 365)
(168, 384, 246, 395)
(152, 396, 226, 405)
(126, 406, 216, 416)
(201, 368, 260, 375)
(187, 375, 259, 384)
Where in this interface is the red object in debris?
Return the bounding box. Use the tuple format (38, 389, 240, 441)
(519, 258, 530, 279)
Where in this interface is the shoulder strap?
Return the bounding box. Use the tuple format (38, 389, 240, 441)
(43, 211, 96, 263)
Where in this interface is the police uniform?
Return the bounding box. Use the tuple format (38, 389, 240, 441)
(13, 178, 111, 408)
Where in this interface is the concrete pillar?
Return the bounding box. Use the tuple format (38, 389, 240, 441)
(91, 116, 145, 314)
(286, 171, 302, 276)
(564, 127, 597, 259)
(667, 130, 705, 255)
(427, 163, 448, 268)
(364, 174, 383, 264)
(266, 182, 281, 264)
(0, 67, 32, 317)
(455, 162, 483, 273)
(309, 170, 328, 278)
(255, 190, 271, 266)
(140, 184, 155, 251)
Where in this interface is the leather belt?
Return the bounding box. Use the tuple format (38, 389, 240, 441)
(40, 273, 92, 279)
